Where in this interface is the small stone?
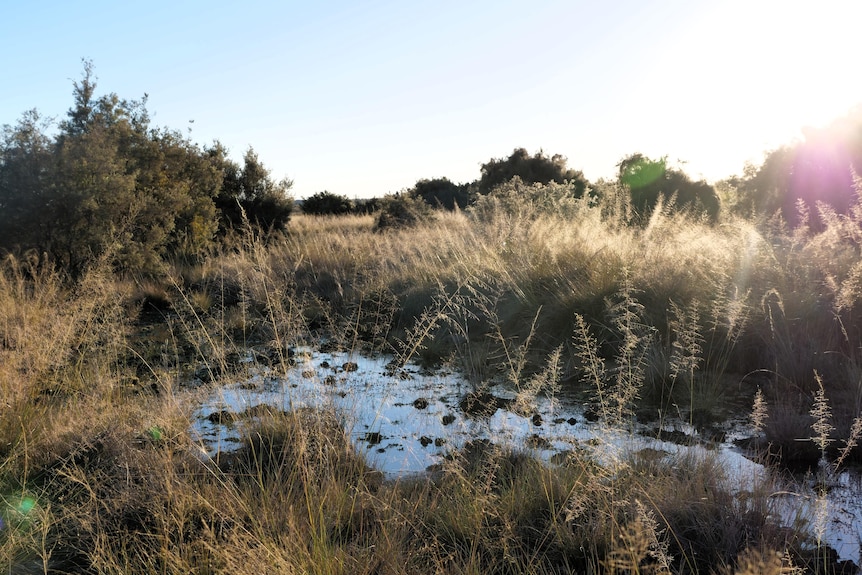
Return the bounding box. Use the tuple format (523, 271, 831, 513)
(412, 397, 429, 410)
(419, 436, 433, 447)
(441, 414, 456, 426)
(206, 410, 235, 424)
(459, 391, 511, 416)
(362, 432, 382, 445)
(526, 434, 552, 449)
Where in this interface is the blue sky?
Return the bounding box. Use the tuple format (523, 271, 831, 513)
(2, 1, 861, 198)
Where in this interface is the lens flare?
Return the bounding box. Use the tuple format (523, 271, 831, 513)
(2, 494, 38, 528)
(783, 129, 856, 227)
(620, 156, 665, 189)
(147, 425, 164, 442)
(17, 497, 35, 515)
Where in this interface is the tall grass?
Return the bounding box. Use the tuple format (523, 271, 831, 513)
(3, 189, 862, 573)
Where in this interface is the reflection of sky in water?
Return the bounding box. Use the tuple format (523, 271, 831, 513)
(192, 349, 862, 565)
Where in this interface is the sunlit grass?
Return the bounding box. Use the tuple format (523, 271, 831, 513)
(4, 194, 862, 572)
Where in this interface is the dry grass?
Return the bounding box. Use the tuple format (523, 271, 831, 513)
(5, 192, 862, 573)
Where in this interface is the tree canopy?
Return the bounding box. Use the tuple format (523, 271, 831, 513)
(0, 62, 292, 277)
(617, 154, 720, 222)
(478, 148, 589, 197)
(301, 190, 354, 216)
(410, 177, 473, 211)
(214, 147, 293, 233)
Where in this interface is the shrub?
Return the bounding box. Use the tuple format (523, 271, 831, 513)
(373, 193, 432, 231)
(214, 147, 293, 234)
(300, 190, 354, 215)
(733, 108, 862, 228)
(618, 154, 721, 222)
(469, 177, 589, 221)
(478, 147, 590, 197)
(411, 177, 474, 210)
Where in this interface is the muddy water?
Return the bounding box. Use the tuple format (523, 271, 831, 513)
(192, 348, 862, 566)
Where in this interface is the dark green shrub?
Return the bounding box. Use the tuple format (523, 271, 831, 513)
(618, 154, 721, 222)
(301, 190, 354, 215)
(731, 109, 862, 228)
(0, 63, 226, 276)
(411, 177, 473, 210)
(214, 147, 293, 234)
(352, 197, 382, 214)
(478, 147, 589, 198)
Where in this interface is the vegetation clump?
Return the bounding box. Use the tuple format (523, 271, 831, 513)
(373, 192, 433, 230)
(300, 190, 354, 215)
(618, 153, 721, 222)
(0, 62, 292, 277)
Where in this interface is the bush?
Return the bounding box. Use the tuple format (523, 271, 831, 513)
(214, 147, 293, 234)
(0, 63, 292, 277)
(373, 193, 432, 231)
(411, 177, 473, 210)
(352, 197, 382, 214)
(469, 177, 589, 221)
(478, 147, 590, 197)
(733, 112, 862, 229)
(301, 190, 354, 216)
(618, 154, 721, 222)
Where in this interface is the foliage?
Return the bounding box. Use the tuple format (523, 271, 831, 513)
(0, 109, 54, 242)
(352, 196, 382, 214)
(373, 192, 432, 231)
(478, 147, 590, 197)
(411, 177, 473, 210)
(300, 190, 353, 215)
(618, 153, 721, 222)
(214, 146, 293, 234)
(469, 177, 589, 222)
(0, 62, 291, 277)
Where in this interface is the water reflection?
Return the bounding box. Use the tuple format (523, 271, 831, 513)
(192, 347, 862, 565)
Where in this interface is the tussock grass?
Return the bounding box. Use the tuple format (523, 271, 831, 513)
(5, 190, 862, 573)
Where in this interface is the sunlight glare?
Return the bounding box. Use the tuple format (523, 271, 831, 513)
(640, 1, 862, 181)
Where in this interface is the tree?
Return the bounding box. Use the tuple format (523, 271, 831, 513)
(0, 62, 228, 276)
(214, 147, 293, 233)
(478, 147, 589, 197)
(410, 177, 473, 210)
(352, 197, 381, 214)
(0, 109, 55, 253)
(617, 154, 720, 222)
(301, 191, 353, 215)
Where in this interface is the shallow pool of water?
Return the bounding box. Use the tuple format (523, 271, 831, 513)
(191, 347, 862, 565)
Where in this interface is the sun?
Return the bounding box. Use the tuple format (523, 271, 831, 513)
(638, 1, 862, 181)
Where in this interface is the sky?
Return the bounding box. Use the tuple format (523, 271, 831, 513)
(2, 0, 862, 199)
